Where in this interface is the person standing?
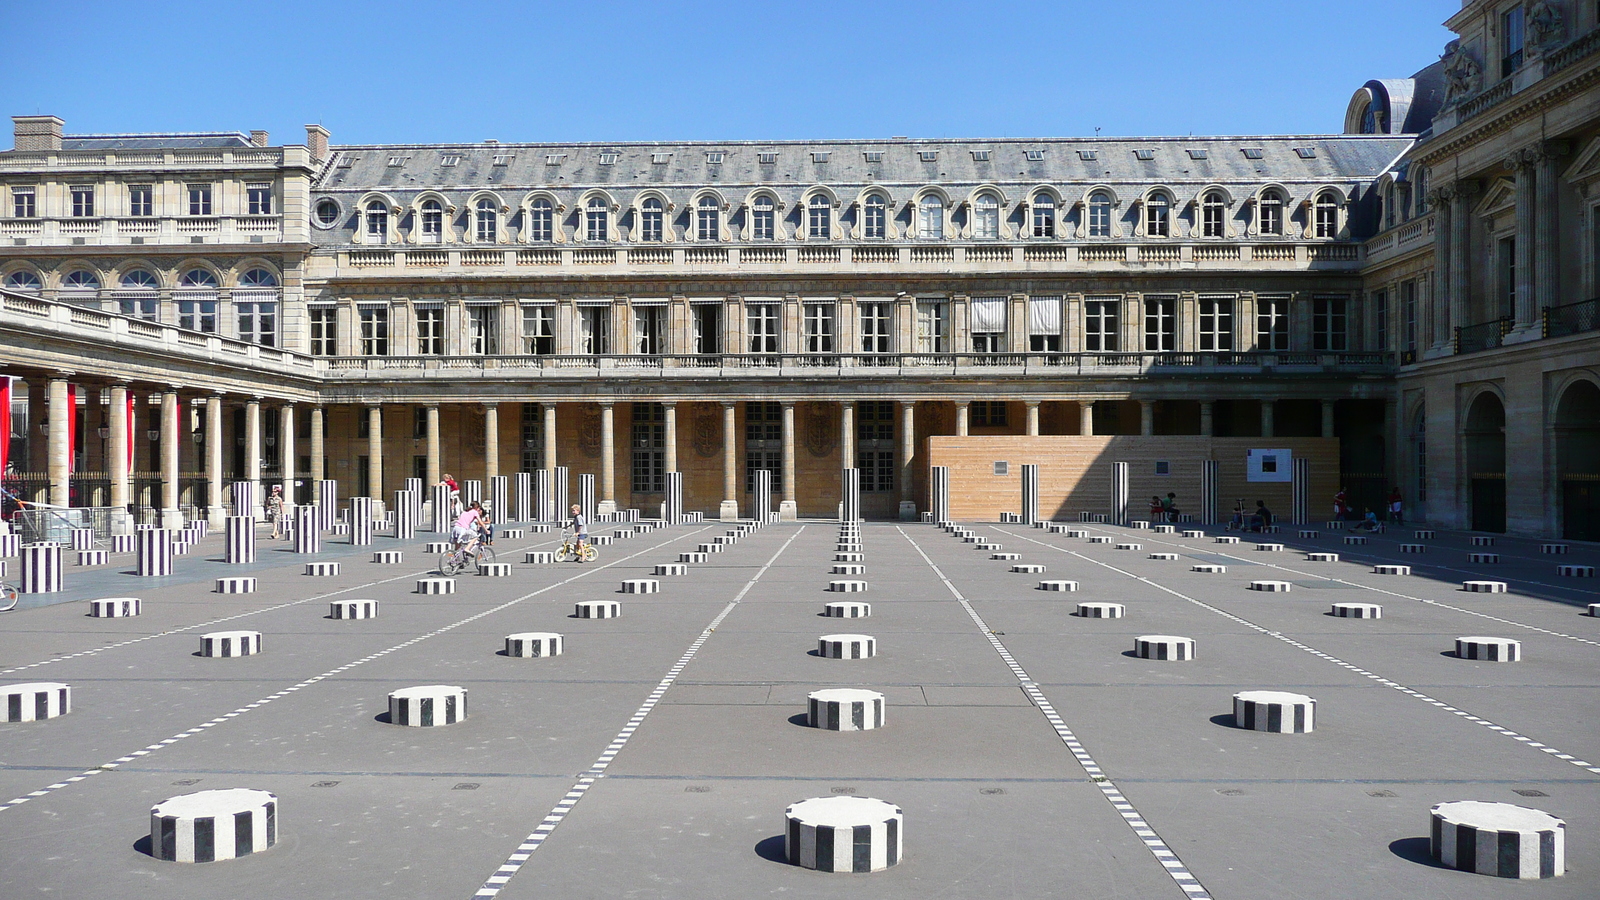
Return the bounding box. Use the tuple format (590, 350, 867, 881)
(1387, 487, 1404, 525)
(266, 485, 285, 539)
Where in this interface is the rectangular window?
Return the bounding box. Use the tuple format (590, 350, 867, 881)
(359, 305, 390, 356)
(236, 302, 277, 346)
(744, 401, 782, 493)
(416, 304, 444, 355)
(1401, 281, 1417, 353)
(1143, 296, 1176, 351)
(751, 201, 775, 240)
(1256, 295, 1290, 351)
(634, 305, 667, 355)
(746, 303, 779, 354)
(971, 401, 1008, 427)
(309, 305, 337, 355)
(413, 405, 428, 440)
(1502, 5, 1525, 78)
(1373, 289, 1389, 351)
(856, 401, 895, 493)
(803, 303, 834, 354)
(247, 183, 273, 215)
(1313, 296, 1348, 351)
(631, 402, 666, 493)
(468, 304, 499, 354)
(118, 295, 157, 320)
(693, 303, 722, 354)
(1027, 296, 1061, 352)
(862, 197, 886, 239)
(127, 185, 153, 217)
(916, 300, 948, 353)
(970, 297, 1006, 353)
(177, 298, 217, 333)
(1198, 296, 1234, 351)
(520, 403, 545, 472)
(579, 305, 610, 355)
(1032, 198, 1055, 238)
(71, 185, 94, 218)
(12, 186, 36, 218)
(1497, 236, 1516, 319)
(859, 302, 892, 354)
(1084, 298, 1120, 351)
(522, 305, 555, 355)
(187, 184, 212, 216)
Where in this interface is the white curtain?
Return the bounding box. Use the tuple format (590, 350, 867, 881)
(970, 297, 1006, 333)
(1028, 297, 1061, 335)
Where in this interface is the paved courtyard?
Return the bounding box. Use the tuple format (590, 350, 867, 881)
(0, 518, 1595, 898)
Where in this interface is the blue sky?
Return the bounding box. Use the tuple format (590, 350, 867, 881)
(2, 0, 1458, 146)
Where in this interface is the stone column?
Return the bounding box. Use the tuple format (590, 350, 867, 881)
(1321, 400, 1335, 439)
(1139, 400, 1154, 436)
(1079, 400, 1094, 436)
(245, 398, 262, 520)
(897, 401, 916, 519)
(542, 403, 557, 479)
(955, 401, 970, 436)
(1026, 401, 1041, 436)
(366, 405, 383, 501)
(483, 404, 499, 480)
(1260, 399, 1275, 439)
(46, 375, 70, 508)
(108, 383, 129, 518)
(1429, 186, 1453, 352)
(598, 402, 616, 515)
(1447, 184, 1473, 347)
(205, 394, 224, 525)
(780, 401, 797, 520)
(840, 402, 855, 469)
(663, 402, 678, 473)
(1200, 400, 1214, 437)
(425, 405, 441, 487)
(279, 403, 295, 510)
(160, 388, 182, 527)
(309, 406, 325, 502)
(1511, 153, 1537, 332)
(720, 401, 739, 521)
(1532, 143, 1568, 328)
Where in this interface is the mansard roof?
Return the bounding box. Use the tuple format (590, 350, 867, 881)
(54, 133, 258, 151)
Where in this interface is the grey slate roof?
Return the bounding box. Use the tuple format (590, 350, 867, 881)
(54, 133, 256, 151)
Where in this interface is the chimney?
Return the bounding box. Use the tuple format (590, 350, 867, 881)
(13, 115, 64, 152)
(250, 130, 270, 147)
(304, 124, 330, 161)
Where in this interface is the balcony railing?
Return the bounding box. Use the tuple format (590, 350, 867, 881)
(1544, 297, 1599, 339)
(1454, 316, 1513, 354)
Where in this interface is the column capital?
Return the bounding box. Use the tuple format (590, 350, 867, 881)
(721, 400, 736, 410)
(780, 400, 796, 410)
(481, 401, 499, 410)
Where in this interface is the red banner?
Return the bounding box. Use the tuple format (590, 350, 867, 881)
(125, 392, 135, 473)
(66, 383, 77, 475)
(0, 376, 12, 478)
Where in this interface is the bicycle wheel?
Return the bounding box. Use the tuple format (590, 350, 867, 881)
(580, 545, 598, 563)
(555, 543, 575, 563)
(0, 582, 17, 612)
(438, 552, 462, 576)
(472, 545, 498, 574)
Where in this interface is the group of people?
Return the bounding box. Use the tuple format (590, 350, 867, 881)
(1147, 493, 1181, 523)
(1228, 500, 1275, 532)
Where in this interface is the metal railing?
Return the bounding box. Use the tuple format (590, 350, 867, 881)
(1454, 317, 1513, 355)
(1544, 297, 1599, 340)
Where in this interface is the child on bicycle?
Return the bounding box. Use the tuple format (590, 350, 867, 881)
(453, 501, 488, 549)
(568, 503, 588, 562)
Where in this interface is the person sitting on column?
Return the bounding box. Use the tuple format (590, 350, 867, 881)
(440, 473, 462, 517)
(1249, 500, 1272, 533)
(1148, 495, 1165, 521)
(266, 485, 285, 539)
(567, 504, 589, 562)
(452, 500, 487, 551)
(1163, 492, 1180, 523)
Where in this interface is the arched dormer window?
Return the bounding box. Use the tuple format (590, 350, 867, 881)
(420, 199, 444, 243)
(1087, 191, 1113, 238)
(696, 196, 719, 241)
(1200, 191, 1227, 238)
(179, 268, 218, 288)
(239, 268, 278, 287)
(585, 197, 609, 242)
(639, 198, 665, 242)
(972, 191, 1000, 239)
(62, 269, 100, 291)
(1258, 189, 1285, 236)
(364, 201, 389, 244)
(4, 269, 42, 293)
(474, 198, 497, 242)
(806, 194, 831, 240)
(528, 199, 554, 242)
(916, 194, 944, 240)
(862, 193, 887, 239)
(120, 269, 158, 289)
(1314, 191, 1339, 238)
(1144, 191, 1171, 237)
(1031, 192, 1056, 238)
(752, 195, 776, 240)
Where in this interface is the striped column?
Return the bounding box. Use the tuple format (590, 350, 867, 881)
(70, 528, 94, 551)
(350, 496, 373, 545)
(1431, 801, 1564, 879)
(294, 505, 320, 554)
(463, 479, 482, 508)
(1020, 464, 1039, 526)
(388, 685, 466, 727)
(1110, 462, 1130, 526)
(785, 796, 902, 873)
(930, 465, 950, 524)
(841, 467, 860, 523)
(532, 469, 549, 522)
(1233, 691, 1316, 733)
(3, 682, 71, 721)
(553, 466, 569, 524)
(225, 515, 255, 564)
(665, 471, 684, 524)
(317, 480, 337, 530)
(150, 789, 277, 864)
(137, 529, 173, 577)
(1200, 459, 1219, 525)
(230, 481, 256, 521)
(392, 490, 415, 539)
(20, 543, 63, 593)
(754, 469, 773, 523)
(513, 472, 532, 522)
(489, 476, 508, 523)
(431, 483, 451, 533)
(1292, 457, 1310, 524)
(808, 688, 884, 731)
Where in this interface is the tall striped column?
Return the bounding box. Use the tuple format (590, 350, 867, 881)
(225, 515, 255, 564)
(930, 465, 950, 523)
(350, 496, 373, 545)
(393, 490, 416, 540)
(463, 479, 482, 508)
(514, 472, 532, 522)
(533, 469, 550, 522)
(665, 471, 684, 524)
(20, 543, 63, 593)
(1200, 459, 1219, 525)
(754, 469, 773, 524)
(431, 484, 452, 533)
(137, 529, 173, 577)
(1020, 464, 1039, 526)
(553, 466, 570, 524)
(70, 528, 95, 551)
(841, 467, 860, 523)
(578, 473, 596, 524)
(1111, 462, 1130, 526)
(1292, 457, 1310, 524)
(317, 480, 337, 530)
(294, 505, 320, 554)
(230, 481, 256, 521)
(489, 476, 508, 523)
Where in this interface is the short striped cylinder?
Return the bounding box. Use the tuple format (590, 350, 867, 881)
(1372, 564, 1411, 575)
(1305, 553, 1339, 562)
(293, 506, 320, 554)
(229, 480, 256, 520)
(225, 515, 255, 564)
(1430, 801, 1564, 879)
(1214, 536, 1239, 544)
(70, 528, 94, 551)
(524, 551, 554, 564)
(1261, 525, 1282, 533)
(304, 562, 340, 576)
(1011, 564, 1047, 573)
(1456, 636, 1521, 661)
(1332, 602, 1382, 618)
(1087, 536, 1111, 544)
(1134, 635, 1195, 660)
(654, 563, 687, 576)
(77, 549, 109, 566)
(170, 536, 193, 555)
(372, 551, 403, 564)
(826, 564, 865, 577)
(785, 796, 902, 873)
(1471, 536, 1495, 546)
(1468, 552, 1500, 564)
(476, 563, 512, 577)
(824, 601, 870, 618)
(498, 528, 525, 539)
(1256, 543, 1284, 551)
(1400, 543, 1427, 553)
(1557, 565, 1594, 577)
(575, 601, 620, 618)
(1298, 530, 1320, 539)
(1114, 543, 1140, 551)
(349, 497, 373, 546)
(714, 536, 737, 545)
(679, 552, 708, 563)
(1131, 520, 1150, 529)
(150, 789, 277, 863)
(1249, 581, 1292, 592)
(1152, 525, 1175, 533)
(1233, 690, 1315, 733)
(828, 580, 868, 593)
(20, 543, 63, 593)
(1076, 602, 1125, 618)
(528, 522, 554, 533)
(90, 597, 142, 617)
(1587, 603, 1600, 617)
(416, 578, 454, 594)
(999, 512, 1019, 523)
(1148, 552, 1179, 560)
(425, 541, 451, 553)
(818, 634, 875, 659)
(1180, 530, 1204, 538)
(1542, 543, 1568, 554)
(316, 481, 337, 530)
(0, 533, 18, 556)
(839, 541, 863, 551)
(1413, 530, 1435, 539)
(1191, 564, 1227, 573)
(808, 688, 884, 731)
(620, 579, 658, 593)
(1343, 536, 1368, 545)
(834, 552, 862, 562)
(990, 553, 1020, 561)
(3, 682, 71, 721)
(201, 631, 261, 657)
(111, 534, 135, 553)
(187, 520, 209, 539)
(1463, 580, 1507, 593)
(388, 685, 466, 726)
(974, 542, 1001, 551)
(330, 599, 378, 619)
(505, 632, 563, 657)
(1037, 580, 1078, 591)
(214, 577, 256, 594)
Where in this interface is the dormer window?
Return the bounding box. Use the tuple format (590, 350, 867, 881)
(1077, 150, 1096, 161)
(387, 156, 408, 167)
(1241, 148, 1264, 160)
(862, 151, 884, 163)
(1145, 192, 1171, 237)
(862, 193, 887, 239)
(706, 151, 725, 164)
(751, 195, 776, 240)
(651, 152, 671, 165)
(440, 154, 461, 166)
(492, 154, 513, 166)
(1025, 149, 1045, 161)
(1201, 191, 1227, 238)
(916, 195, 944, 240)
(971, 150, 990, 161)
(598, 152, 619, 165)
(527, 199, 554, 242)
(758, 152, 779, 164)
(474, 199, 497, 242)
(696, 196, 719, 241)
(420, 199, 443, 243)
(806, 195, 831, 239)
(1258, 189, 1284, 236)
(1133, 149, 1155, 161)
(1186, 149, 1207, 160)
(1314, 191, 1339, 238)
(640, 198, 664, 242)
(918, 150, 939, 162)
(1294, 147, 1317, 159)
(1031, 192, 1055, 238)
(972, 191, 1000, 239)
(811, 151, 831, 163)
(585, 197, 609, 241)
(545, 154, 566, 165)
(336, 155, 356, 167)
(1087, 191, 1112, 238)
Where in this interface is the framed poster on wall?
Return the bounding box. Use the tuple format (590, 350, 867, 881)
(1247, 448, 1293, 482)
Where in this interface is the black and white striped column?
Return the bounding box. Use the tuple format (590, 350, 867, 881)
(930, 465, 950, 524)
(3, 681, 71, 721)
(533, 469, 550, 523)
(137, 529, 173, 577)
(1134, 634, 1195, 660)
(818, 633, 875, 658)
(553, 466, 570, 524)
(230, 481, 257, 520)
(1456, 636, 1521, 661)
(575, 600, 620, 618)
(388, 685, 466, 726)
(430, 483, 451, 533)
(489, 476, 508, 523)
(463, 479, 482, 509)
(578, 473, 596, 524)
(393, 490, 416, 540)
(221, 515, 253, 564)
(665, 471, 684, 524)
(754, 469, 773, 524)
(90, 597, 142, 617)
(841, 467, 861, 523)
(19, 543, 62, 593)
(1110, 462, 1129, 526)
(200, 631, 261, 657)
(69, 528, 94, 551)
(150, 788, 277, 863)
(330, 599, 379, 619)
(1020, 464, 1039, 526)
(1233, 690, 1315, 732)
(1292, 457, 1310, 524)
(1430, 801, 1565, 879)
(510, 471, 530, 523)
(317, 480, 337, 530)
(505, 632, 563, 657)
(350, 496, 373, 545)
(785, 796, 902, 873)
(294, 505, 320, 554)
(808, 688, 884, 731)
(1200, 459, 1219, 524)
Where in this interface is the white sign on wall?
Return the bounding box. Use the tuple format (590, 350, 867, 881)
(1247, 448, 1293, 482)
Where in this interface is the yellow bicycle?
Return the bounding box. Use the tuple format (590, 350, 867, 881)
(555, 528, 598, 563)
